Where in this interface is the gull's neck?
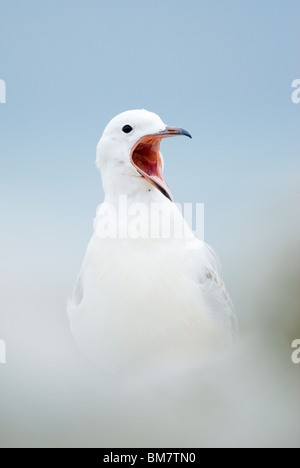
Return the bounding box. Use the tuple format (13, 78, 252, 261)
(102, 173, 171, 207)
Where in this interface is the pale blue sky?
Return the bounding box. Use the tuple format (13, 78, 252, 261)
(0, 0, 299, 283)
(1, 2, 300, 448)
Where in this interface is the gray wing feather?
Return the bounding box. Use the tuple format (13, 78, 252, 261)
(196, 242, 238, 341)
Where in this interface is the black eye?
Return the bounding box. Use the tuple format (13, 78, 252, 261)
(122, 124, 133, 134)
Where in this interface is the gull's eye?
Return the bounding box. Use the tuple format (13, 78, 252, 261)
(122, 124, 133, 134)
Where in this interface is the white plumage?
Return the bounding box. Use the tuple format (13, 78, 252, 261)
(68, 110, 237, 374)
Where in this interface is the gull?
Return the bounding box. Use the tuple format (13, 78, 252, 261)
(68, 109, 237, 374)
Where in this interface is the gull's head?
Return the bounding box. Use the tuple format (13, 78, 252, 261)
(96, 109, 191, 202)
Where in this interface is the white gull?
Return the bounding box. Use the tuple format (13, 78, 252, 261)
(68, 109, 237, 374)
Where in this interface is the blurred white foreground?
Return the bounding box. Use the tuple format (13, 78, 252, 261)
(0, 173, 299, 448)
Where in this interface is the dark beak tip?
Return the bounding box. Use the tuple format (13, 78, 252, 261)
(179, 128, 192, 139)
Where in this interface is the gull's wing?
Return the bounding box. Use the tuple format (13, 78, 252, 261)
(194, 242, 238, 341)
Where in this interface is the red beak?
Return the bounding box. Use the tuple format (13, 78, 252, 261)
(130, 127, 192, 202)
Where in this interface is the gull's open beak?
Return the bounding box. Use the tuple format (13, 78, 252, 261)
(130, 126, 192, 202)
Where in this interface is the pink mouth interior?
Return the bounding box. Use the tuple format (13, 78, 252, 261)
(131, 137, 163, 179)
(130, 135, 173, 201)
